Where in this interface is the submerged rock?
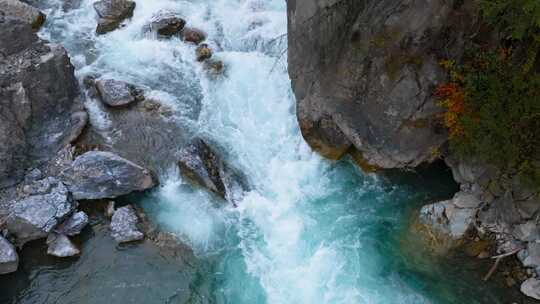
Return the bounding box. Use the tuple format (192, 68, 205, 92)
(0, 235, 18, 274)
(521, 278, 540, 300)
(147, 12, 185, 37)
(0, 0, 45, 29)
(93, 0, 135, 34)
(5, 178, 75, 245)
(181, 27, 206, 45)
(56, 211, 89, 236)
(60, 151, 156, 200)
(195, 44, 212, 62)
(46, 234, 80, 257)
(110, 205, 143, 243)
(178, 138, 248, 204)
(95, 79, 143, 107)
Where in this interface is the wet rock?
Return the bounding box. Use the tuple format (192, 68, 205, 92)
(46, 233, 80, 257)
(195, 44, 212, 62)
(0, 0, 46, 29)
(110, 205, 143, 243)
(60, 151, 156, 200)
(56, 211, 88, 236)
(93, 0, 136, 34)
(5, 178, 75, 245)
(521, 278, 540, 300)
(203, 59, 225, 75)
(0, 235, 18, 274)
(178, 138, 248, 204)
(419, 191, 480, 240)
(181, 27, 206, 45)
(147, 12, 185, 37)
(95, 78, 143, 107)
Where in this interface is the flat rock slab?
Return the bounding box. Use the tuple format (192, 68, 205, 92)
(61, 151, 156, 200)
(110, 205, 143, 243)
(47, 234, 80, 257)
(93, 0, 135, 34)
(0, 235, 18, 274)
(5, 178, 74, 245)
(95, 79, 142, 107)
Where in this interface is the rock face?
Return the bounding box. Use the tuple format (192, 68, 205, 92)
(93, 0, 136, 34)
(5, 178, 75, 245)
(0, 0, 45, 29)
(0, 235, 18, 274)
(287, 0, 479, 167)
(0, 3, 87, 189)
(46, 233, 80, 257)
(60, 151, 156, 200)
(110, 205, 143, 243)
(178, 138, 248, 204)
(95, 78, 143, 107)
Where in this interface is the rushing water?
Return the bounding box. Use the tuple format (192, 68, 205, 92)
(0, 0, 524, 303)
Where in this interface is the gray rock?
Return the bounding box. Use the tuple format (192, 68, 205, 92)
(5, 178, 75, 245)
(178, 138, 249, 204)
(95, 79, 143, 107)
(0, 38, 87, 188)
(523, 243, 540, 268)
(521, 278, 540, 300)
(419, 191, 478, 239)
(56, 211, 88, 236)
(61, 151, 156, 200)
(0, 235, 18, 274)
(0, 0, 45, 29)
(287, 0, 484, 168)
(513, 222, 540, 242)
(110, 205, 143, 243)
(93, 0, 135, 34)
(147, 11, 185, 37)
(46, 234, 79, 257)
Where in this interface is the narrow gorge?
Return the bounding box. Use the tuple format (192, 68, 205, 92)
(1, 0, 539, 303)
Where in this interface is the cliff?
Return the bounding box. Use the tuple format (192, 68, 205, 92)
(287, 0, 540, 299)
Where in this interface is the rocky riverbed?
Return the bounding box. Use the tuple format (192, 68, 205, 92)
(1, 0, 538, 303)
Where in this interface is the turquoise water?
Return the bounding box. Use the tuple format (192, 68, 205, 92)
(0, 0, 523, 303)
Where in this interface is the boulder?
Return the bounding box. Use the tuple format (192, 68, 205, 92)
(93, 0, 136, 34)
(5, 178, 75, 245)
(46, 234, 80, 257)
(513, 221, 540, 242)
(419, 191, 481, 240)
(178, 138, 248, 204)
(195, 44, 212, 62)
(60, 151, 156, 200)
(181, 27, 206, 45)
(522, 243, 540, 268)
(147, 12, 185, 37)
(0, 0, 45, 29)
(95, 78, 143, 107)
(0, 235, 18, 274)
(0, 36, 87, 188)
(521, 278, 540, 300)
(56, 211, 88, 236)
(203, 59, 225, 76)
(110, 205, 143, 243)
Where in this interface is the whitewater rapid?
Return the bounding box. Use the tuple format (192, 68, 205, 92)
(28, 0, 507, 303)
